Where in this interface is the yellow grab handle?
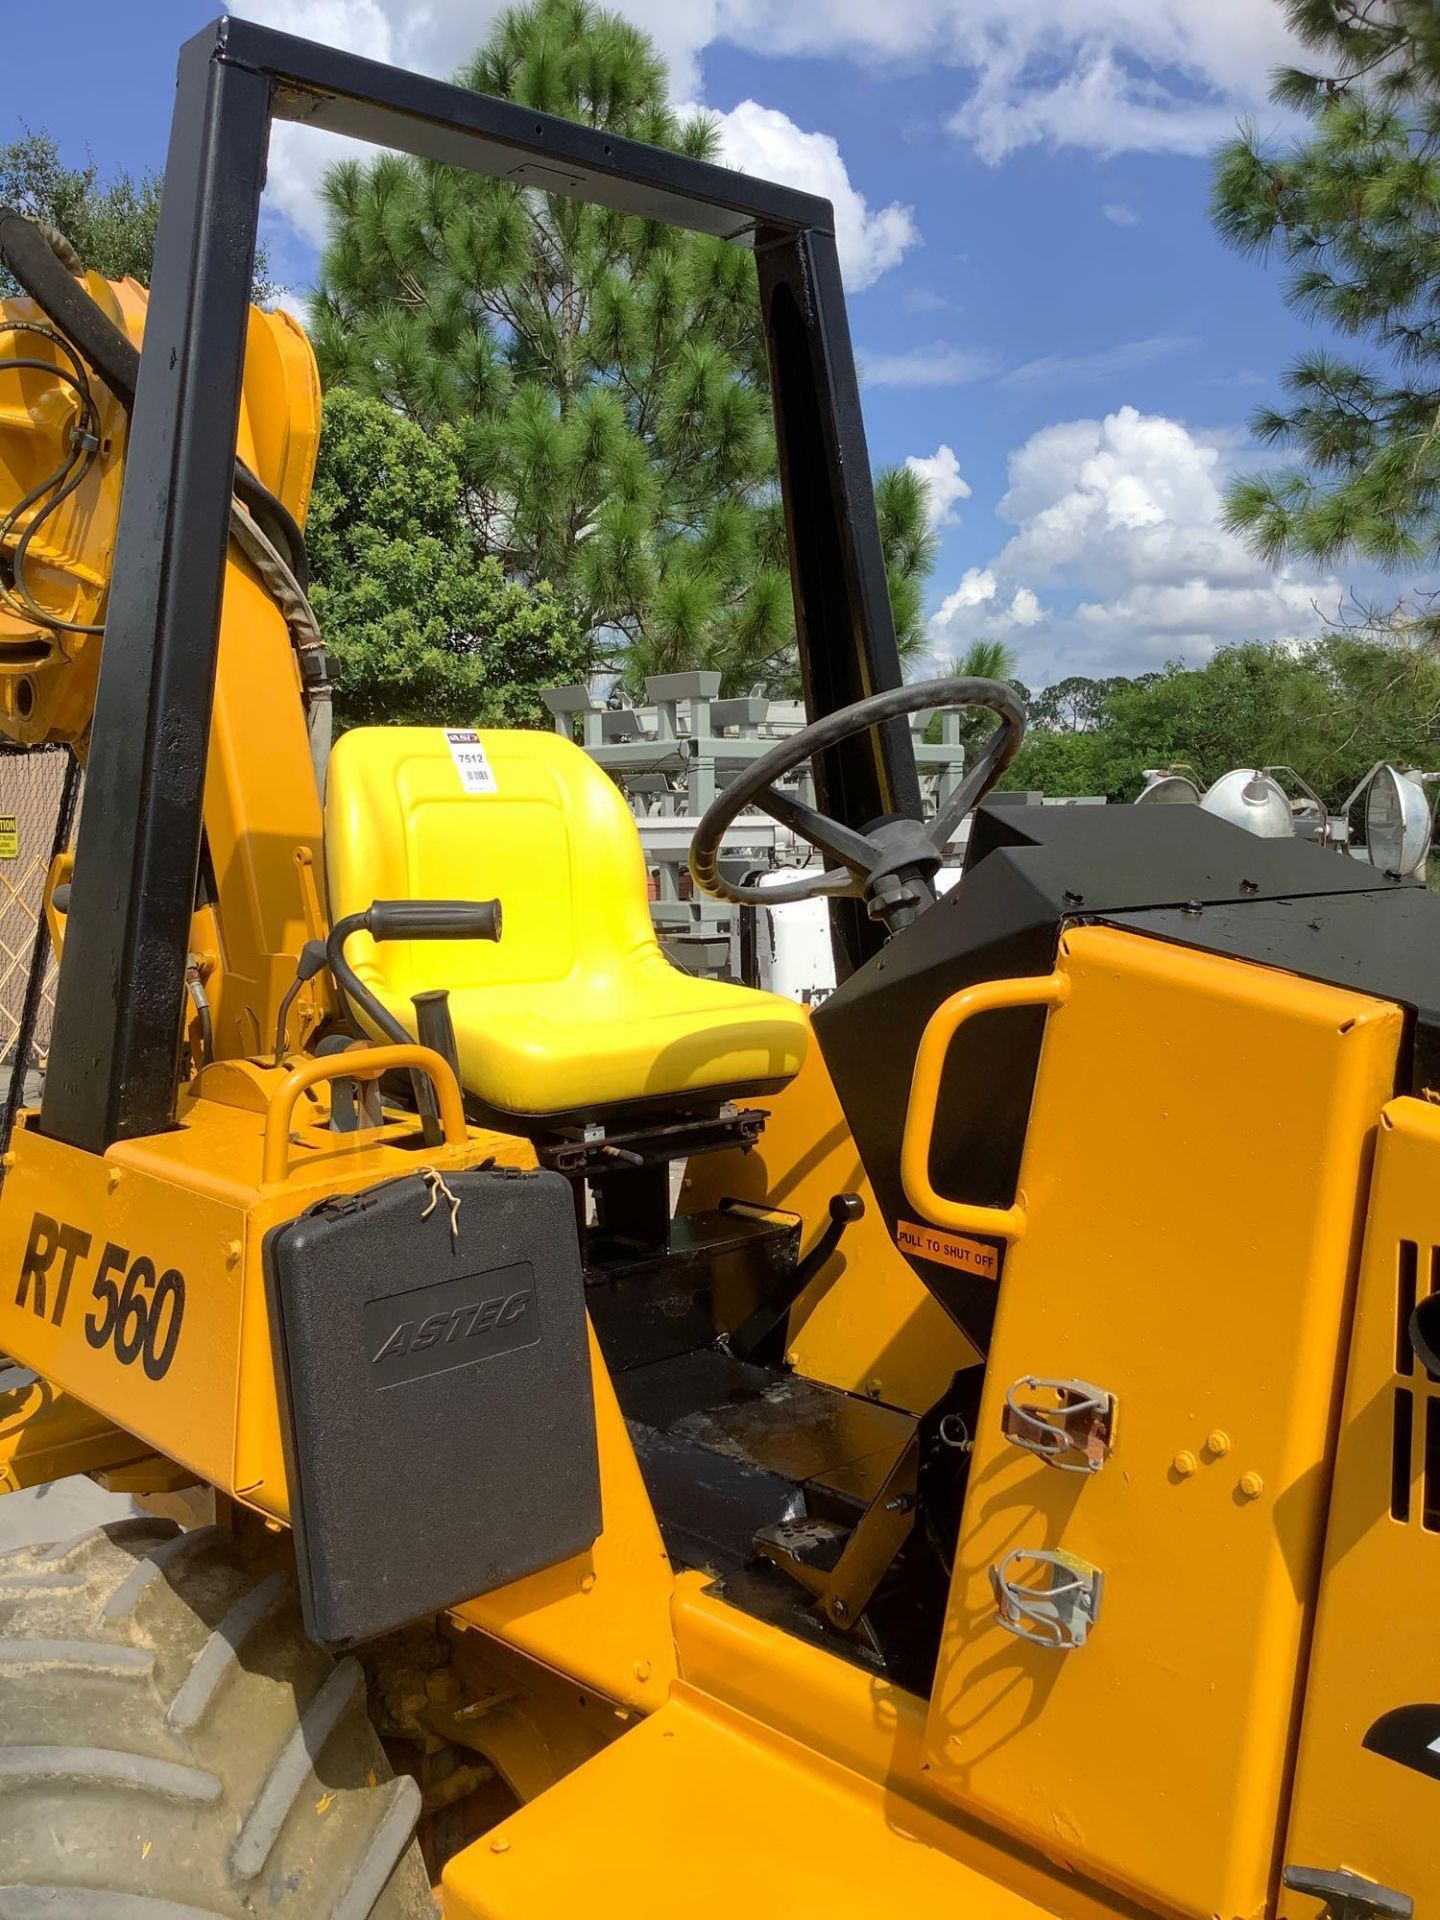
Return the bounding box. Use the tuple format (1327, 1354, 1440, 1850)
(43, 850, 75, 963)
(900, 971, 1070, 1242)
(262, 1044, 467, 1186)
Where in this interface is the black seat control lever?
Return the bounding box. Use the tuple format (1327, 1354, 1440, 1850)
(327, 899, 503, 1145)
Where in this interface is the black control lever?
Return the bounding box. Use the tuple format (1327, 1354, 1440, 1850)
(273, 938, 329, 1066)
(364, 899, 503, 943)
(327, 899, 503, 1144)
(726, 1192, 864, 1364)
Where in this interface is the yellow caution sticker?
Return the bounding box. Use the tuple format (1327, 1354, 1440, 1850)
(0, 816, 16, 860)
(896, 1219, 999, 1281)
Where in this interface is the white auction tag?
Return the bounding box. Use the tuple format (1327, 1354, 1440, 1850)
(445, 729, 498, 795)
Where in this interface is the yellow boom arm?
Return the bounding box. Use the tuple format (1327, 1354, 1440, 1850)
(0, 255, 331, 1065)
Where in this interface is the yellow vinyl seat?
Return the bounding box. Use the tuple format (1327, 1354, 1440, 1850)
(325, 726, 810, 1120)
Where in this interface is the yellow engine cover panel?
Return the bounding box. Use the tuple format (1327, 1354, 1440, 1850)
(1281, 1095, 1440, 1914)
(921, 925, 1402, 1920)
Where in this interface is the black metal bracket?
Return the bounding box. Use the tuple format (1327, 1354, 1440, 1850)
(1283, 1866, 1412, 1920)
(42, 14, 916, 1153)
(539, 1105, 768, 1178)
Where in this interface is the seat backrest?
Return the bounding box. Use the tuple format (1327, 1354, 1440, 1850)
(325, 726, 659, 1002)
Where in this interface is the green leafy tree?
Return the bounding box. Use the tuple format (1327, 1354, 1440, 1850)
(1028, 674, 1129, 732)
(0, 129, 273, 297)
(310, 0, 931, 694)
(1004, 635, 1440, 804)
(1211, 1, 1440, 576)
(999, 724, 1119, 799)
(307, 388, 587, 728)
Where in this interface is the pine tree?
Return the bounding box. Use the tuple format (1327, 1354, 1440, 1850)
(310, 0, 930, 694)
(946, 638, 1017, 685)
(1212, 1, 1440, 576)
(929, 638, 1022, 755)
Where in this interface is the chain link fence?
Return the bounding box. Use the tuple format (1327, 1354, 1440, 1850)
(0, 745, 81, 1146)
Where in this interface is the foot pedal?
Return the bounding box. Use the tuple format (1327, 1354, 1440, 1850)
(755, 1516, 850, 1584)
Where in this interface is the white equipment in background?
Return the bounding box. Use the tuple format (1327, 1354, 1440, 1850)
(750, 870, 836, 1007)
(542, 671, 969, 987)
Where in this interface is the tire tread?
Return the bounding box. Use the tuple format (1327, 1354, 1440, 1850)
(0, 1524, 432, 1917)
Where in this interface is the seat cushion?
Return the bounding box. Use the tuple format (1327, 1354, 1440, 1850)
(383, 951, 808, 1116)
(326, 726, 809, 1118)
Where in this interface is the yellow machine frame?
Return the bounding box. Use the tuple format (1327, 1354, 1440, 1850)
(0, 22, 1435, 1915)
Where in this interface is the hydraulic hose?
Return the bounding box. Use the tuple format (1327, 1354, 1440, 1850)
(0, 207, 309, 587)
(0, 207, 332, 788)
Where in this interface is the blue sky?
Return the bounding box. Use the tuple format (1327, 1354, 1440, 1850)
(4, 0, 1372, 690)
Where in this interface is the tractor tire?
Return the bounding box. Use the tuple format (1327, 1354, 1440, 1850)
(0, 1516, 437, 1917)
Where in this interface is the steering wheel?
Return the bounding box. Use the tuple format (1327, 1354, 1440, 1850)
(688, 676, 1026, 934)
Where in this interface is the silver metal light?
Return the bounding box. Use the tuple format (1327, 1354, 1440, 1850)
(1362, 763, 1433, 878)
(1135, 769, 1202, 805)
(1199, 768, 1294, 838)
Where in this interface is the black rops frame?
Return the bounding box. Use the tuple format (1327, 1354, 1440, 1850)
(41, 14, 921, 1155)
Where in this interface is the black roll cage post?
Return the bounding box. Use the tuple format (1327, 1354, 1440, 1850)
(41, 14, 922, 1155)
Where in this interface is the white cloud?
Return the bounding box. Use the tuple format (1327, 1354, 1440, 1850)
(235, 0, 1303, 270)
(935, 567, 997, 623)
(947, 47, 1250, 164)
(699, 1, 1301, 163)
(1009, 585, 1043, 626)
(933, 569, 1045, 636)
(1002, 332, 1196, 389)
(906, 445, 971, 529)
(670, 0, 1300, 161)
(928, 406, 1341, 683)
(701, 101, 918, 290)
(860, 343, 999, 388)
(1103, 203, 1141, 227)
